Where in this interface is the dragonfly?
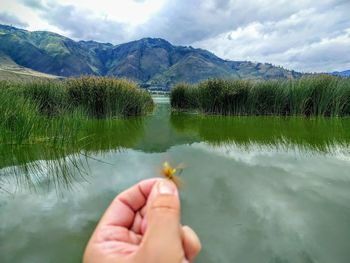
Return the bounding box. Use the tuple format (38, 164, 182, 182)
(161, 161, 185, 188)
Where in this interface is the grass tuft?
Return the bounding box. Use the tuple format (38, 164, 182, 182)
(0, 76, 154, 146)
(170, 75, 350, 117)
(66, 76, 154, 118)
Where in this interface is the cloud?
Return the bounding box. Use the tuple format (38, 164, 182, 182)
(17, 0, 321, 45)
(281, 33, 350, 72)
(193, 2, 350, 72)
(19, 0, 46, 10)
(0, 12, 29, 28)
(41, 3, 129, 43)
(137, 0, 319, 45)
(19, 0, 160, 43)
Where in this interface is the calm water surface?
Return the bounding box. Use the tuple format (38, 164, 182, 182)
(1, 97, 350, 263)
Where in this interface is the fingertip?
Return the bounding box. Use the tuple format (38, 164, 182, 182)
(146, 179, 180, 213)
(158, 180, 177, 194)
(182, 225, 201, 262)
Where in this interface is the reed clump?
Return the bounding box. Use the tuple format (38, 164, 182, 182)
(170, 75, 350, 117)
(66, 77, 154, 117)
(0, 77, 153, 146)
(170, 83, 199, 110)
(0, 87, 40, 144)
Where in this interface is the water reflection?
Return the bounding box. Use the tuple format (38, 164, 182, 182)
(1, 98, 350, 263)
(179, 142, 350, 263)
(0, 118, 145, 193)
(0, 145, 88, 193)
(2, 100, 350, 193)
(134, 100, 198, 152)
(171, 113, 350, 153)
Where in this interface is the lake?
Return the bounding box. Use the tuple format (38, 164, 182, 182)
(1, 96, 350, 263)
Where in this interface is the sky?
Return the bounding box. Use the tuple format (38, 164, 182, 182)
(0, 0, 349, 72)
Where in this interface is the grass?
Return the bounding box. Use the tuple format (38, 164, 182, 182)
(171, 75, 350, 117)
(66, 77, 154, 117)
(0, 117, 145, 191)
(0, 77, 153, 189)
(0, 76, 153, 149)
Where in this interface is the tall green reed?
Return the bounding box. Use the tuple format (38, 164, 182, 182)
(66, 76, 154, 118)
(0, 76, 153, 146)
(171, 75, 350, 117)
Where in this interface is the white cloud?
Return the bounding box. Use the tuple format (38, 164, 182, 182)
(0, 12, 28, 27)
(53, 0, 166, 26)
(194, 4, 350, 72)
(12, 0, 166, 42)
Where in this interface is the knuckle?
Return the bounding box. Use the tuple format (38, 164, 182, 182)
(150, 195, 180, 212)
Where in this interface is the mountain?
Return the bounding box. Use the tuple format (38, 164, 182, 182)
(0, 52, 60, 80)
(332, 70, 350, 77)
(0, 24, 302, 87)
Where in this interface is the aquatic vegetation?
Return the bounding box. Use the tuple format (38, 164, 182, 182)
(0, 144, 89, 192)
(0, 77, 153, 144)
(171, 75, 350, 117)
(170, 113, 350, 153)
(66, 77, 154, 117)
(170, 83, 199, 110)
(0, 117, 146, 192)
(0, 77, 152, 186)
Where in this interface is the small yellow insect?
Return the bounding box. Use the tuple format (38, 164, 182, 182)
(161, 161, 185, 188)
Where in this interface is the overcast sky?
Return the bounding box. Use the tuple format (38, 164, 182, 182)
(0, 0, 349, 72)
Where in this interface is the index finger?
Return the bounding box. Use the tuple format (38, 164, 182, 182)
(98, 178, 160, 228)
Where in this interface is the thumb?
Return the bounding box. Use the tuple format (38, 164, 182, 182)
(140, 179, 184, 262)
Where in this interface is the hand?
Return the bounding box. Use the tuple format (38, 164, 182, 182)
(83, 178, 201, 263)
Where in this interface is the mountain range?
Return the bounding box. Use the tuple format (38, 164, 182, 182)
(332, 70, 350, 77)
(0, 24, 304, 87)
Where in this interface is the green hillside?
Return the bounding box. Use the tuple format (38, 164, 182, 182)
(0, 24, 302, 86)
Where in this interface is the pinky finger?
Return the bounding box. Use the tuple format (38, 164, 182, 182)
(182, 225, 201, 262)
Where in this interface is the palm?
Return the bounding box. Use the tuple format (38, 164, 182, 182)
(86, 179, 157, 259)
(84, 178, 201, 263)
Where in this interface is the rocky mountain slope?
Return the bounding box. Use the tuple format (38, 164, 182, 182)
(0, 24, 302, 87)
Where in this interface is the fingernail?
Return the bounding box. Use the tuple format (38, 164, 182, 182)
(158, 180, 176, 194)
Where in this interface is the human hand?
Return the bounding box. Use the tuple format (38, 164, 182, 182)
(83, 178, 201, 263)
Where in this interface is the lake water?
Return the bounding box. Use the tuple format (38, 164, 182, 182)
(1, 96, 350, 263)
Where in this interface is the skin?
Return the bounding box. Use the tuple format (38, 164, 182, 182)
(84, 178, 201, 263)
